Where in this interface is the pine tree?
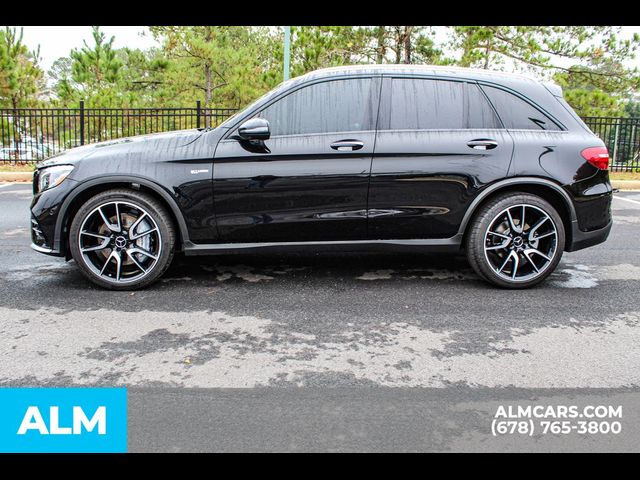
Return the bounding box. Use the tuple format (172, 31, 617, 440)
(0, 27, 44, 108)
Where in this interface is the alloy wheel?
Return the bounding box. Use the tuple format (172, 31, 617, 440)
(77, 201, 162, 284)
(483, 203, 558, 282)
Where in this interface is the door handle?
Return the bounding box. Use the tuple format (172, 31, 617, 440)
(330, 139, 364, 151)
(467, 139, 498, 150)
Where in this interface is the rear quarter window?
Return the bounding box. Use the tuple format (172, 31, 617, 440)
(480, 85, 562, 131)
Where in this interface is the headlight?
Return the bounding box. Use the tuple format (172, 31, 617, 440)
(37, 165, 74, 193)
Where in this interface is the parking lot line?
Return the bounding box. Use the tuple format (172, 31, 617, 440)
(614, 195, 640, 206)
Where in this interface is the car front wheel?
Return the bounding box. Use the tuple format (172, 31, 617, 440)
(465, 192, 565, 289)
(69, 189, 176, 290)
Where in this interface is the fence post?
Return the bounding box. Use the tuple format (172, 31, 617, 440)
(196, 101, 201, 129)
(79, 101, 85, 146)
(612, 118, 620, 165)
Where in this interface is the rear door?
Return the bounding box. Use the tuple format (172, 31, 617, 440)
(368, 76, 514, 239)
(213, 76, 381, 242)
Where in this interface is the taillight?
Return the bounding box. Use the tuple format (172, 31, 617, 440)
(581, 146, 609, 170)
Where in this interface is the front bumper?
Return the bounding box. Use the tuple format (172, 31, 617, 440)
(30, 242, 59, 255)
(30, 178, 77, 257)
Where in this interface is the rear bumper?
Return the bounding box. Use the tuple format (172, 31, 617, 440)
(565, 219, 612, 252)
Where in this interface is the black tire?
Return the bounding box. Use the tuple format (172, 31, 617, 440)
(69, 188, 176, 290)
(465, 192, 565, 289)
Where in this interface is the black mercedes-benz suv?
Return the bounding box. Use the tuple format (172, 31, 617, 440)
(30, 65, 612, 289)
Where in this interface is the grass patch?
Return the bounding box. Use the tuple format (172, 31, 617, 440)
(0, 163, 36, 172)
(610, 171, 640, 181)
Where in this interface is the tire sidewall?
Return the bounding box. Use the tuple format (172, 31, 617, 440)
(467, 193, 565, 289)
(69, 190, 174, 290)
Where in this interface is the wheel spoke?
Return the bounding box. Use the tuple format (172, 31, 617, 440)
(486, 237, 511, 251)
(488, 231, 510, 240)
(505, 208, 518, 233)
(531, 230, 555, 240)
(114, 202, 122, 233)
(127, 246, 158, 261)
(80, 231, 111, 252)
(510, 252, 520, 280)
(527, 215, 550, 241)
(99, 250, 122, 280)
(81, 231, 110, 240)
(521, 205, 526, 232)
(486, 243, 509, 251)
(98, 206, 121, 232)
(129, 212, 148, 235)
(125, 249, 147, 274)
(523, 251, 540, 273)
(524, 247, 551, 262)
(130, 226, 158, 240)
(114, 252, 121, 281)
(497, 251, 516, 273)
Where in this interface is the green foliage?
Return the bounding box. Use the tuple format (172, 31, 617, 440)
(624, 100, 640, 117)
(149, 26, 273, 109)
(0, 27, 44, 108)
(449, 26, 640, 116)
(368, 26, 451, 65)
(53, 27, 167, 108)
(450, 26, 637, 71)
(5, 25, 639, 118)
(553, 59, 639, 117)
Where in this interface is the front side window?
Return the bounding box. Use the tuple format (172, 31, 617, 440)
(257, 78, 376, 136)
(387, 78, 501, 130)
(480, 85, 561, 130)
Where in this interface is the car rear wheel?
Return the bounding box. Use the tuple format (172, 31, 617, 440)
(465, 192, 565, 289)
(69, 189, 176, 290)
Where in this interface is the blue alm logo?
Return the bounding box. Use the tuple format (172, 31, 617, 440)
(0, 388, 127, 453)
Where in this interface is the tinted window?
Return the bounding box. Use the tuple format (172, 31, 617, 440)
(481, 85, 561, 130)
(388, 78, 501, 130)
(257, 78, 375, 136)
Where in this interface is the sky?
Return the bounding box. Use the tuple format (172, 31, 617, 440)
(14, 26, 158, 71)
(8, 25, 640, 73)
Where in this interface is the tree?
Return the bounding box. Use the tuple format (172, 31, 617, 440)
(624, 100, 640, 118)
(450, 26, 638, 73)
(286, 26, 369, 75)
(554, 57, 640, 117)
(367, 26, 450, 65)
(450, 26, 640, 115)
(0, 27, 44, 108)
(54, 26, 124, 107)
(115, 47, 168, 106)
(52, 26, 167, 108)
(150, 26, 273, 109)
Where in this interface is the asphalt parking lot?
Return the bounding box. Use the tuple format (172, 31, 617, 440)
(1, 181, 639, 451)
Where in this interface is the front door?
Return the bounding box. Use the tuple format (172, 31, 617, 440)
(213, 77, 381, 243)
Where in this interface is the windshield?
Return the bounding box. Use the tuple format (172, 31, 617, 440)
(217, 78, 297, 129)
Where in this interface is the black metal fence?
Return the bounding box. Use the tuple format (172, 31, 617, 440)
(0, 102, 238, 163)
(583, 117, 640, 172)
(1, 103, 638, 172)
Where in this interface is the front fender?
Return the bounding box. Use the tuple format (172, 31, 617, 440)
(53, 174, 191, 254)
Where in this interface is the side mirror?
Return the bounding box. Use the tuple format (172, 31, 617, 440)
(237, 118, 270, 141)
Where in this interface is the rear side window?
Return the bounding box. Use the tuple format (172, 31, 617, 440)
(481, 85, 561, 130)
(257, 78, 377, 136)
(387, 78, 501, 130)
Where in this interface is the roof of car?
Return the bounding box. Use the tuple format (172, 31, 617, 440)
(294, 64, 541, 85)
